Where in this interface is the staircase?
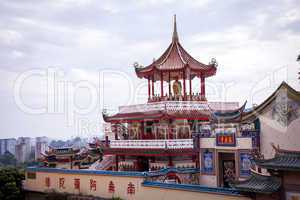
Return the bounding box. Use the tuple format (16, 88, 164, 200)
(89, 155, 115, 170)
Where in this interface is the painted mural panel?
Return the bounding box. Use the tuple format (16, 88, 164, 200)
(272, 89, 300, 127)
(202, 150, 214, 174)
(239, 152, 252, 176)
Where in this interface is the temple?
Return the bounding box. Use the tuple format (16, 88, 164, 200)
(41, 140, 102, 169)
(102, 15, 257, 187)
(23, 15, 300, 200)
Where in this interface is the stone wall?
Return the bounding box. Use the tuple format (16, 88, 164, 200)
(24, 168, 251, 200)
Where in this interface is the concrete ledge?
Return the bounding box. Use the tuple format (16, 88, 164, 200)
(142, 181, 242, 196)
(26, 167, 146, 177)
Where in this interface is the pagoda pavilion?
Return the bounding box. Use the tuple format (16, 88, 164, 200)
(102, 15, 247, 175)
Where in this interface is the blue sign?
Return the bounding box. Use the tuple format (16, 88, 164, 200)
(240, 153, 252, 176)
(203, 151, 213, 173)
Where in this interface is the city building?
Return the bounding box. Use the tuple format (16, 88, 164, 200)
(41, 141, 102, 169)
(0, 138, 16, 155)
(35, 137, 49, 160)
(15, 137, 32, 163)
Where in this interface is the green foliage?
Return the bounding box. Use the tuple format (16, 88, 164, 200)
(111, 197, 123, 200)
(0, 167, 25, 200)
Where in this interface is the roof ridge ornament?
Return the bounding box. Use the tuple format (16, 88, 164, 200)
(172, 14, 179, 42)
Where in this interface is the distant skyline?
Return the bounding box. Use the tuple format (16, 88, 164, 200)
(0, 0, 299, 139)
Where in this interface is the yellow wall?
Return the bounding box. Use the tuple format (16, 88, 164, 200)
(24, 171, 251, 200)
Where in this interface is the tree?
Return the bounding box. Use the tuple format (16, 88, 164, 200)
(0, 168, 24, 200)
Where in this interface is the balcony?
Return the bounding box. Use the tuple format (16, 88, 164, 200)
(109, 139, 194, 149)
(118, 101, 239, 114)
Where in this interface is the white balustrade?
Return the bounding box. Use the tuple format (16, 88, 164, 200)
(118, 101, 239, 114)
(109, 139, 193, 149)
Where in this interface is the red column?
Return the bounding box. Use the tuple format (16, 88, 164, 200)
(113, 123, 118, 140)
(183, 70, 186, 99)
(152, 75, 154, 96)
(148, 77, 151, 99)
(168, 72, 171, 96)
(115, 155, 119, 171)
(201, 76, 205, 100)
(189, 73, 192, 96)
(141, 121, 144, 139)
(105, 136, 109, 147)
(199, 76, 201, 94)
(160, 72, 164, 98)
(168, 156, 173, 167)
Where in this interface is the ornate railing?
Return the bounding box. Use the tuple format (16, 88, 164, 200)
(118, 101, 239, 114)
(109, 139, 193, 149)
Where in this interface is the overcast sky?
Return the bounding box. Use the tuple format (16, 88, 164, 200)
(0, 0, 299, 139)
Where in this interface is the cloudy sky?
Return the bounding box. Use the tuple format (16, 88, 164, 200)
(0, 0, 299, 139)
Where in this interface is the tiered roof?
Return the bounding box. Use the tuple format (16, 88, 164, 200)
(211, 101, 247, 123)
(242, 82, 300, 122)
(135, 15, 217, 81)
(255, 148, 300, 171)
(230, 171, 281, 194)
(231, 147, 300, 194)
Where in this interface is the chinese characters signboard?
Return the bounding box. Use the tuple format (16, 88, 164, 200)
(108, 181, 115, 193)
(90, 179, 96, 191)
(216, 128, 236, 146)
(127, 182, 135, 195)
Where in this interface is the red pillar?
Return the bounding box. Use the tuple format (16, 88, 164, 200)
(141, 121, 144, 139)
(201, 76, 205, 100)
(168, 156, 173, 167)
(152, 75, 154, 96)
(183, 70, 186, 99)
(115, 155, 119, 171)
(113, 124, 118, 140)
(148, 77, 151, 99)
(168, 72, 171, 96)
(160, 72, 164, 98)
(189, 73, 192, 96)
(105, 136, 109, 147)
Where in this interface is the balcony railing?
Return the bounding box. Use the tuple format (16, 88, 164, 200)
(109, 139, 193, 149)
(118, 101, 239, 114)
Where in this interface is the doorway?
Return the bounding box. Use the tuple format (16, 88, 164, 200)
(137, 157, 149, 172)
(218, 152, 236, 187)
